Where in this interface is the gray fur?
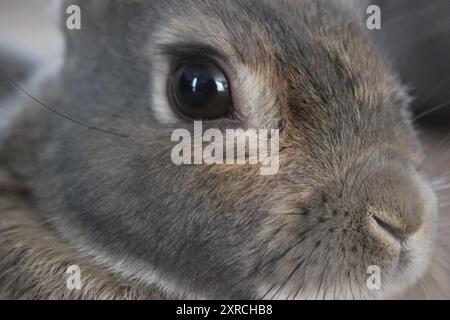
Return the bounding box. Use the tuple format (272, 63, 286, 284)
(0, 0, 448, 299)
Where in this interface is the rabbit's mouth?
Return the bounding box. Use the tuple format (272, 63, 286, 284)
(254, 214, 436, 300)
(252, 161, 438, 300)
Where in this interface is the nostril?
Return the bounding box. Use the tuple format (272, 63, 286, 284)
(372, 215, 407, 243)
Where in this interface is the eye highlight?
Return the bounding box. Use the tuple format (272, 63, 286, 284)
(168, 62, 232, 120)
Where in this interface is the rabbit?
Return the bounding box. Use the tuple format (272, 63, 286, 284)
(0, 0, 449, 299)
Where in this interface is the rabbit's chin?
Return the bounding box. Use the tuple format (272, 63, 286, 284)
(254, 206, 438, 300)
(256, 240, 435, 300)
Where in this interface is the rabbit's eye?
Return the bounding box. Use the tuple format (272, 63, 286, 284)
(168, 62, 231, 120)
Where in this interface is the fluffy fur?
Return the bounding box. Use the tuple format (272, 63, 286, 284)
(0, 0, 449, 299)
(0, 170, 169, 299)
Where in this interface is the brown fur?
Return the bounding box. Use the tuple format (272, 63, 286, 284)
(0, 0, 449, 299)
(0, 170, 170, 299)
(0, 166, 448, 299)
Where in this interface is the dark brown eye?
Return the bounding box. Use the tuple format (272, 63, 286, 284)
(168, 62, 231, 120)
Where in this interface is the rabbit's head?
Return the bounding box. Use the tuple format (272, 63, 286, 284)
(27, 0, 437, 299)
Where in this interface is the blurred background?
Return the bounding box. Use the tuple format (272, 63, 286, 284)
(372, 0, 450, 124)
(0, 0, 449, 226)
(0, 0, 62, 62)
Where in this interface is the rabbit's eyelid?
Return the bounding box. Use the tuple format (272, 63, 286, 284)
(157, 43, 224, 59)
(156, 43, 236, 76)
(149, 42, 261, 126)
(153, 43, 248, 123)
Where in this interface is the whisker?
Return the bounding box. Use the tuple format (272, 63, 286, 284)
(234, 230, 309, 289)
(314, 254, 331, 300)
(431, 176, 450, 186)
(288, 240, 321, 300)
(259, 282, 279, 301)
(1, 71, 129, 139)
(419, 133, 450, 169)
(431, 183, 450, 191)
(413, 99, 450, 121)
(427, 150, 450, 171)
(434, 184, 450, 192)
(270, 259, 305, 300)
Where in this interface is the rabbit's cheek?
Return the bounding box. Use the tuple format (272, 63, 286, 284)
(249, 160, 437, 299)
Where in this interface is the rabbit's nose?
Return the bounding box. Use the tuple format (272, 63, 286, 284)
(361, 164, 434, 242)
(371, 214, 410, 243)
